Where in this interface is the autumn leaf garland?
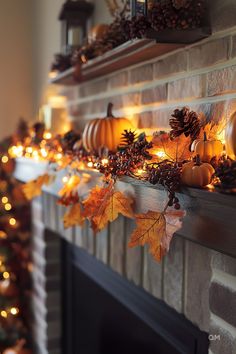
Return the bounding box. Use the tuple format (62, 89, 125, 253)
(83, 182, 134, 233)
(129, 209, 185, 261)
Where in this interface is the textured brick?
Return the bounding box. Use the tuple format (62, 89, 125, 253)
(109, 217, 125, 275)
(91, 98, 109, 114)
(74, 226, 83, 248)
(122, 92, 140, 106)
(210, 281, 236, 328)
(211, 251, 236, 276)
(207, 66, 236, 96)
(189, 38, 229, 70)
(141, 84, 167, 105)
(232, 35, 236, 58)
(137, 111, 153, 129)
(125, 218, 142, 286)
(185, 241, 212, 332)
(143, 247, 162, 299)
(130, 63, 153, 84)
(154, 51, 187, 79)
(95, 228, 108, 263)
(87, 227, 95, 256)
(209, 318, 236, 354)
(79, 79, 108, 97)
(164, 236, 184, 313)
(168, 75, 204, 101)
(210, 0, 236, 32)
(109, 71, 128, 88)
(152, 108, 173, 129)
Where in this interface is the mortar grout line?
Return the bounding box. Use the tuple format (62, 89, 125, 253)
(210, 313, 236, 337)
(69, 91, 236, 121)
(211, 269, 236, 291)
(66, 58, 236, 108)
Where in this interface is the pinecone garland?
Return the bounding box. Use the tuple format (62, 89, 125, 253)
(169, 107, 201, 141)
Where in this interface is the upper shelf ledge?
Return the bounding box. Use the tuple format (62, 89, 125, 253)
(49, 24, 211, 86)
(49, 39, 185, 86)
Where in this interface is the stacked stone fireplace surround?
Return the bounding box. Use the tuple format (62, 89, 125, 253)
(31, 4, 236, 354)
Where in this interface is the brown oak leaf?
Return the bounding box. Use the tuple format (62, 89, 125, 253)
(128, 209, 185, 262)
(63, 203, 84, 229)
(83, 184, 134, 233)
(22, 174, 55, 200)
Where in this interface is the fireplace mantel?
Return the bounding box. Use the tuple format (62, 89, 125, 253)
(15, 157, 236, 258)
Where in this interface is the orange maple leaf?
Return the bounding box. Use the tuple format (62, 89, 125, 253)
(63, 203, 84, 229)
(83, 184, 134, 233)
(22, 174, 55, 200)
(128, 209, 185, 262)
(59, 175, 81, 198)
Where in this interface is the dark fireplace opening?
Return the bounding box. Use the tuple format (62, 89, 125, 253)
(61, 239, 209, 354)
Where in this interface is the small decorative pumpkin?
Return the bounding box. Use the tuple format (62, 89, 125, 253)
(88, 24, 109, 44)
(191, 132, 223, 162)
(181, 155, 215, 187)
(225, 111, 236, 160)
(82, 103, 134, 152)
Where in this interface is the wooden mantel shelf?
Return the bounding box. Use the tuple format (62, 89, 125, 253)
(49, 39, 185, 86)
(14, 157, 236, 258)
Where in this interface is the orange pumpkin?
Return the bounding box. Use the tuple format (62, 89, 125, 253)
(191, 132, 223, 162)
(88, 24, 109, 44)
(82, 103, 134, 152)
(181, 156, 215, 187)
(225, 111, 236, 160)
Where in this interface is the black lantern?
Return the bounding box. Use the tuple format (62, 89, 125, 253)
(131, 0, 148, 17)
(59, 0, 94, 53)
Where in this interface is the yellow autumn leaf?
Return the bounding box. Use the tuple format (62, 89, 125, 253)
(59, 175, 81, 198)
(22, 174, 54, 200)
(83, 184, 134, 233)
(63, 203, 84, 229)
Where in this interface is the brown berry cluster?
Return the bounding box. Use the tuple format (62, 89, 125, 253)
(147, 161, 182, 209)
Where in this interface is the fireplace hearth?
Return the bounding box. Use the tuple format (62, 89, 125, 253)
(61, 238, 209, 354)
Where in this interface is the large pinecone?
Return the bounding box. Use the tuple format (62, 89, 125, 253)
(214, 159, 236, 188)
(169, 107, 201, 141)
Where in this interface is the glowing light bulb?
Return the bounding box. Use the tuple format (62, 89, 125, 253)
(87, 161, 93, 168)
(3, 271, 10, 279)
(1, 155, 9, 163)
(1, 310, 7, 318)
(0, 231, 6, 239)
(2, 197, 8, 204)
(9, 218, 16, 226)
(62, 176, 69, 183)
(26, 147, 33, 154)
(10, 307, 19, 315)
(4, 203, 12, 211)
(155, 150, 166, 159)
(56, 153, 62, 160)
(40, 148, 48, 158)
(44, 132, 52, 140)
(101, 158, 109, 166)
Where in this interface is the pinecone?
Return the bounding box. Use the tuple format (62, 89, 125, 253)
(120, 129, 137, 147)
(214, 159, 236, 188)
(130, 16, 152, 39)
(172, 0, 189, 10)
(169, 107, 201, 141)
(61, 131, 81, 151)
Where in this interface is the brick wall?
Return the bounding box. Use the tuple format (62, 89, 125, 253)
(31, 4, 236, 353)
